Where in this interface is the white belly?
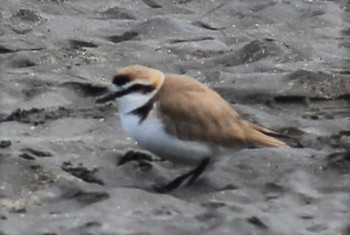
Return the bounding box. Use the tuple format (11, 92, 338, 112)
(119, 110, 216, 165)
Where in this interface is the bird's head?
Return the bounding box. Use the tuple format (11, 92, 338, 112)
(96, 65, 165, 113)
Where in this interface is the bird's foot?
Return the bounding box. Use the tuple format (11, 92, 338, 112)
(118, 150, 153, 166)
(153, 172, 192, 193)
(153, 157, 210, 193)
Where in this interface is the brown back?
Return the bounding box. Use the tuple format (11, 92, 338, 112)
(156, 74, 287, 148)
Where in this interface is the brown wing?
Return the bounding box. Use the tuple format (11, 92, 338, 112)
(158, 75, 249, 146)
(156, 74, 287, 148)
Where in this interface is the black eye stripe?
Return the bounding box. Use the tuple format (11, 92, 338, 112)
(112, 84, 155, 98)
(127, 84, 155, 94)
(112, 75, 131, 86)
(96, 82, 155, 103)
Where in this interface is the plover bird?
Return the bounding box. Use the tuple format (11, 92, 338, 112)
(96, 65, 288, 192)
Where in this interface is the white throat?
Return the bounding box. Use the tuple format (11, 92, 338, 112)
(116, 90, 157, 114)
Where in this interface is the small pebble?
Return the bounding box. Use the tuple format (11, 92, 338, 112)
(0, 140, 12, 148)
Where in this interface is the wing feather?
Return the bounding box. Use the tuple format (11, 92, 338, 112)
(156, 74, 287, 148)
(157, 74, 247, 147)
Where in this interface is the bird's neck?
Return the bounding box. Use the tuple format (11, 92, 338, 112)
(117, 89, 159, 115)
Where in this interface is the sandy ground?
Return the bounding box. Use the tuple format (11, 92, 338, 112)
(1, 0, 350, 234)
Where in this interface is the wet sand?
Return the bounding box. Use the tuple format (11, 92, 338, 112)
(1, 0, 350, 234)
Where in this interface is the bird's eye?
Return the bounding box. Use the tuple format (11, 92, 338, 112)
(127, 84, 155, 94)
(112, 75, 131, 87)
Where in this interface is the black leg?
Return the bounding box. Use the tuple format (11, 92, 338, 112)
(118, 150, 153, 166)
(154, 157, 210, 193)
(186, 158, 210, 185)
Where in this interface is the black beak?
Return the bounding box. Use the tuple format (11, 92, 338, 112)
(95, 92, 119, 103)
(95, 88, 131, 103)
(96, 89, 128, 103)
(95, 83, 154, 103)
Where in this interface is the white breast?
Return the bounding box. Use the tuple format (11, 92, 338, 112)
(119, 109, 216, 165)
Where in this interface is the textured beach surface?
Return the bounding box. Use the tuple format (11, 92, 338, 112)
(1, 0, 350, 234)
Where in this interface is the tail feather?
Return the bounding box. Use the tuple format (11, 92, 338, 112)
(243, 121, 288, 148)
